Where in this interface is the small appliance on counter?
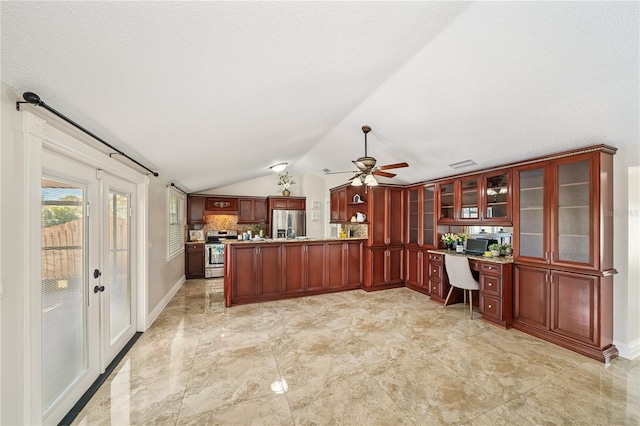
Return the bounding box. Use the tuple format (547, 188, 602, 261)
(204, 230, 238, 278)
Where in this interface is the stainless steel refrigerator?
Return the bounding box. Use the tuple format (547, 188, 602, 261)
(271, 210, 306, 239)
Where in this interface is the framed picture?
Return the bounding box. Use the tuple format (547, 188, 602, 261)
(312, 200, 321, 210)
(188, 229, 204, 242)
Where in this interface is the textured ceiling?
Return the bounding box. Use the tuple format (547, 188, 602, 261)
(2, 1, 638, 192)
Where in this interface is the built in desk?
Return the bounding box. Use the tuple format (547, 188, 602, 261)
(426, 249, 514, 328)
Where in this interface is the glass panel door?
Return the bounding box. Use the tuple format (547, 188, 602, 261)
(517, 167, 546, 259)
(484, 171, 510, 220)
(438, 181, 455, 221)
(41, 178, 88, 411)
(555, 159, 591, 264)
(408, 188, 419, 244)
(459, 177, 479, 219)
(423, 185, 435, 246)
(101, 173, 136, 366)
(108, 191, 131, 342)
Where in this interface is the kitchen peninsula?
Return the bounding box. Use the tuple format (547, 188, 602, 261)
(224, 237, 365, 307)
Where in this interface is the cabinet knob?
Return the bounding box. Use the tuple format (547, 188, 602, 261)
(433, 286, 437, 290)
(488, 304, 492, 309)
(488, 283, 493, 287)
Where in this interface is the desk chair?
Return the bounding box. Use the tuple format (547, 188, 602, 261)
(444, 254, 480, 318)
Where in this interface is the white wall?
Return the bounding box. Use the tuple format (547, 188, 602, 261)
(146, 178, 185, 318)
(198, 171, 302, 197)
(0, 83, 28, 425)
(613, 143, 640, 359)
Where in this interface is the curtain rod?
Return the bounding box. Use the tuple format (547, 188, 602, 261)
(170, 182, 189, 195)
(16, 92, 159, 177)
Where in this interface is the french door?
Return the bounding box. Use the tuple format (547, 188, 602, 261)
(41, 150, 137, 424)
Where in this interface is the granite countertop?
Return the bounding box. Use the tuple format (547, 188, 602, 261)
(426, 249, 515, 264)
(224, 237, 367, 244)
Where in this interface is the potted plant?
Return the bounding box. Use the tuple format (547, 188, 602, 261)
(277, 172, 295, 196)
(503, 243, 513, 256)
(455, 232, 470, 253)
(441, 232, 457, 250)
(489, 243, 502, 257)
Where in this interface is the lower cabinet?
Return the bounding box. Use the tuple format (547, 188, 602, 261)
(426, 252, 453, 303)
(405, 246, 429, 293)
(226, 240, 362, 306)
(185, 243, 205, 279)
(513, 264, 617, 362)
(477, 261, 512, 328)
(364, 246, 403, 290)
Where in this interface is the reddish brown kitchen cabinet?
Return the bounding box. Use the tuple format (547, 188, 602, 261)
(268, 196, 305, 210)
(426, 252, 449, 302)
(205, 197, 238, 212)
(228, 245, 258, 303)
(237, 198, 267, 224)
(368, 186, 404, 247)
(364, 246, 403, 289)
(330, 188, 348, 222)
(326, 240, 362, 289)
(405, 247, 429, 293)
(514, 150, 615, 272)
(437, 172, 512, 226)
(406, 184, 436, 248)
(282, 243, 305, 294)
(187, 196, 206, 224)
(185, 243, 205, 278)
(257, 245, 282, 297)
(513, 264, 616, 362)
(305, 242, 327, 291)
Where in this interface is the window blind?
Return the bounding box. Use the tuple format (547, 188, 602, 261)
(168, 190, 185, 258)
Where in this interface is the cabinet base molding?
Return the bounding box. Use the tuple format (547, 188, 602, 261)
(361, 282, 404, 292)
(404, 283, 430, 296)
(228, 285, 361, 307)
(513, 321, 618, 363)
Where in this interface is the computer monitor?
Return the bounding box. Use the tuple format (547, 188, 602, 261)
(464, 239, 489, 255)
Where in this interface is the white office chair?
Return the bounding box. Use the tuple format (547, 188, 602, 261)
(444, 254, 480, 318)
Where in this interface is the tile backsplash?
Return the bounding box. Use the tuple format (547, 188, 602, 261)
(203, 215, 237, 232)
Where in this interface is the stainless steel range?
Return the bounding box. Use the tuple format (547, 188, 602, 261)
(205, 230, 238, 278)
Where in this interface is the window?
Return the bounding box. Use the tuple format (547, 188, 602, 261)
(168, 189, 185, 259)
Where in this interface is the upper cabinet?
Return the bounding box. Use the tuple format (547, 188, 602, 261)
(330, 186, 368, 223)
(268, 196, 306, 211)
(187, 196, 206, 224)
(437, 171, 512, 225)
(406, 184, 436, 248)
(237, 198, 267, 224)
(368, 186, 404, 247)
(513, 149, 615, 272)
(205, 197, 238, 213)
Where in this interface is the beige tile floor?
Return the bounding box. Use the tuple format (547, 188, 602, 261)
(74, 279, 639, 425)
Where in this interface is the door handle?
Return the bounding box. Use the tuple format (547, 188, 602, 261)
(93, 269, 102, 279)
(93, 285, 105, 293)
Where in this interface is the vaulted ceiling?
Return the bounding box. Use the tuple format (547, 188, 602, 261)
(2, 1, 638, 192)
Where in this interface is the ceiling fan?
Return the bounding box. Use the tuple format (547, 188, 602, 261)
(326, 125, 409, 187)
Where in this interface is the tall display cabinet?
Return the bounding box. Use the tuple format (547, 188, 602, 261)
(512, 146, 617, 362)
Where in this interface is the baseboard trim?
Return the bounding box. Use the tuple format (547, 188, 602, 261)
(613, 337, 640, 360)
(146, 275, 185, 329)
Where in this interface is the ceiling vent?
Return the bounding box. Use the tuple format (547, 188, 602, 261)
(322, 168, 332, 173)
(448, 159, 477, 170)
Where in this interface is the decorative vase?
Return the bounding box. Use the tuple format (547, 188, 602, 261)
(491, 250, 501, 257)
(282, 189, 290, 197)
(456, 243, 464, 253)
(446, 242, 454, 250)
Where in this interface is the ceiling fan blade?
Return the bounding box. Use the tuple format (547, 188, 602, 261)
(373, 170, 396, 178)
(377, 162, 409, 170)
(353, 160, 368, 170)
(325, 170, 359, 175)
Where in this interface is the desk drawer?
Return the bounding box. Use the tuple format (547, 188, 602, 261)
(428, 279, 442, 297)
(428, 253, 443, 263)
(479, 262, 502, 276)
(480, 294, 502, 321)
(429, 263, 443, 280)
(480, 274, 502, 297)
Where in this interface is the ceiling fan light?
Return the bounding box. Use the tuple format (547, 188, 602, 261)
(364, 174, 378, 186)
(351, 176, 363, 186)
(270, 162, 288, 172)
